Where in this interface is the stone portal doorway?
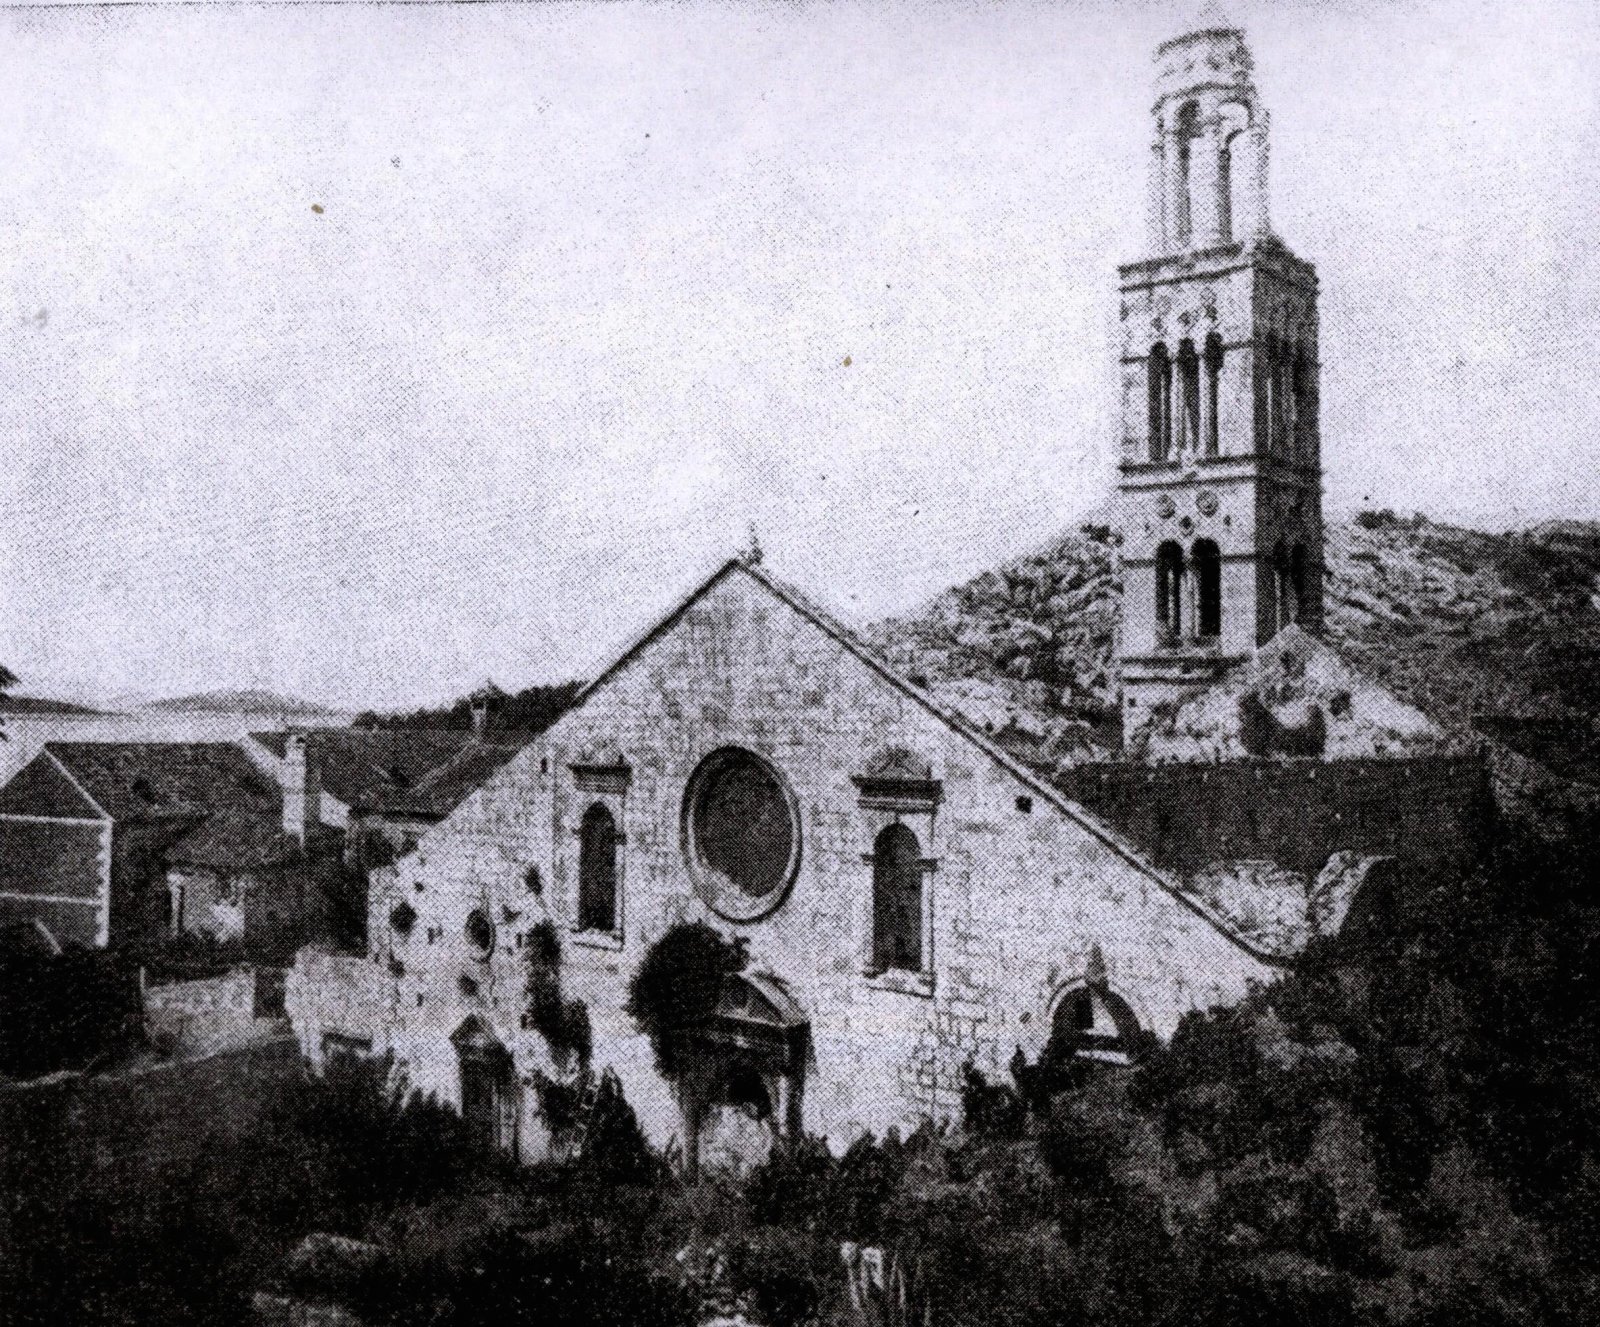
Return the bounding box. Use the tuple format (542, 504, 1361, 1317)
(452, 1015, 516, 1155)
(676, 972, 808, 1175)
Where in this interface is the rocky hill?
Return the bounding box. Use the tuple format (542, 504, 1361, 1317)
(871, 512, 1600, 747)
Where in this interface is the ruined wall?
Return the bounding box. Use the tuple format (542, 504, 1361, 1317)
(143, 967, 266, 1057)
(1054, 754, 1489, 880)
(348, 568, 1271, 1155)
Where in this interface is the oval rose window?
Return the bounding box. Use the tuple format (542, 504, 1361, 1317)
(683, 748, 801, 921)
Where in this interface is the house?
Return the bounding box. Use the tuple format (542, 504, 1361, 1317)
(244, 724, 524, 868)
(0, 742, 318, 951)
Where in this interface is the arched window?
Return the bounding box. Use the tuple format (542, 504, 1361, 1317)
(1176, 339, 1200, 455)
(1147, 343, 1172, 460)
(1292, 346, 1311, 461)
(1192, 539, 1222, 639)
(577, 803, 619, 933)
(1174, 101, 1201, 245)
(1051, 986, 1145, 1065)
(1156, 541, 1185, 639)
(1289, 544, 1308, 625)
(1271, 540, 1291, 633)
(872, 823, 923, 974)
(1204, 334, 1224, 456)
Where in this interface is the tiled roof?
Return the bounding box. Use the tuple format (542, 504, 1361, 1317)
(167, 812, 338, 872)
(376, 741, 524, 818)
(38, 743, 279, 823)
(249, 728, 522, 817)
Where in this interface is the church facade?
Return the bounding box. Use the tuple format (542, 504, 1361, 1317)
(288, 29, 1460, 1164)
(291, 558, 1272, 1161)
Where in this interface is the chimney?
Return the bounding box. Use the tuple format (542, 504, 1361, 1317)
(282, 731, 321, 844)
(469, 681, 504, 740)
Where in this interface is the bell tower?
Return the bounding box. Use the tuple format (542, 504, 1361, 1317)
(1116, 28, 1324, 736)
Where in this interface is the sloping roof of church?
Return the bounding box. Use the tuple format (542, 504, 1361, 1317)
(577, 555, 1288, 964)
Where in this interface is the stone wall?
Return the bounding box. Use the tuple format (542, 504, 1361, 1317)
(286, 947, 389, 1072)
(345, 565, 1273, 1156)
(143, 967, 269, 1057)
(1054, 753, 1489, 881)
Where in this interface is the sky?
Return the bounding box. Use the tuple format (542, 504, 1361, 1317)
(2, 0, 1598, 711)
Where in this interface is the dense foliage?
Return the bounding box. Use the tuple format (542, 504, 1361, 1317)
(0, 943, 143, 1079)
(353, 681, 582, 735)
(523, 921, 592, 1072)
(625, 920, 748, 1077)
(7, 802, 1600, 1326)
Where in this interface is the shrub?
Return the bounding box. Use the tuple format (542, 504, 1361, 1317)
(625, 922, 747, 1078)
(524, 921, 592, 1070)
(961, 1062, 1026, 1139)
(0, 944, 142, 1078)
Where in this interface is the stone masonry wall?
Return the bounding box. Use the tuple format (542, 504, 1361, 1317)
(348, 567, 1272, 1155)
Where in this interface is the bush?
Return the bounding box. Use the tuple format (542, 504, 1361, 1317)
(524, 921, 592, 1071)
(0, 944, 142, 1078)
(625, 922, 746, 1078)
(961, 1062, 1026, 1139)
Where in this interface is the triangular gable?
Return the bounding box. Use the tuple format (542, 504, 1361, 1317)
(0, 751, 109, 820)
(572, 556, 1282, 963)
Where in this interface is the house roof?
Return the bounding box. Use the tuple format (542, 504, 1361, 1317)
(166, 810, 338, 872)
(249, 728, 523, 817)
(31, 742, 279, 823)
(575, 555, 1285, 964)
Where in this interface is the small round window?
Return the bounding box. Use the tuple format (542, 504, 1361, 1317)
(683, 748, 800, 922)
(464, 908, 495, 957)
(389, 901, 418, 937)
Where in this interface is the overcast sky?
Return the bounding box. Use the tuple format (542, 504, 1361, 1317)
(2, 0, 1597, 710)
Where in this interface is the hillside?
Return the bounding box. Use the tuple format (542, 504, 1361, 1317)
(871, 512, 1600, 746)
(140, 688, 350, 721)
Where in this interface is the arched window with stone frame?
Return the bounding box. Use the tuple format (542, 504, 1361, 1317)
(872, 823, 924, 975)
(577, 802, 620, 934)
(1156, 540, 1186, 640)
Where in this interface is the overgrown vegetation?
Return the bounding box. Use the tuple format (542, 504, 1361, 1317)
(0, 944, 143, 1079)
(625, 921, 748, 1077)
(9, 805, 1600, 1325)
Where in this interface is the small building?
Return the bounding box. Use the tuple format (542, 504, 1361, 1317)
(0, 742, 298, 950)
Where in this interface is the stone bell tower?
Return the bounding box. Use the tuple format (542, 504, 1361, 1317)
(1116, 28, 1324, 735)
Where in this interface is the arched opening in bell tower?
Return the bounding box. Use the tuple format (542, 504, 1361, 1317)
(1204, 333, 1224, 456)
(1173, 101, 1201, 245)
(1290, 544, 1308, 625)
(1176, 339, 1201, 455)
(1193, 540, 1222, 639)
(1156, 541, 1186, 640)
(1147, 343, 1172, 460)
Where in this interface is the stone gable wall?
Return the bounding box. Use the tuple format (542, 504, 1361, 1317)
(352, 570, 1270, 1152)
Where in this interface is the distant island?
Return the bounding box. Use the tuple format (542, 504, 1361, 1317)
(138, 688, 352, 721)
(0, 694, 109, 717)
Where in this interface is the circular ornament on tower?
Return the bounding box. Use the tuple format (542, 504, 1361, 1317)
(682, 747, 802, 922)
(1156, 493, 1176, 518)
(1196, 490, 1219, 516)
